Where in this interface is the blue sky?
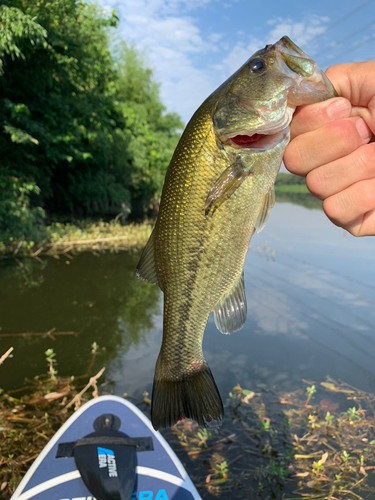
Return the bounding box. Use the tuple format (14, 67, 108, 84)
(98, 0, 375, 123)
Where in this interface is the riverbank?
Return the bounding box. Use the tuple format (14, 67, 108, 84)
(0, 219, 154, 259)
(0, 174, 317, 259)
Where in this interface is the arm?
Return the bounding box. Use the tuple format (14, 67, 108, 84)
(284, 61, 375, 236)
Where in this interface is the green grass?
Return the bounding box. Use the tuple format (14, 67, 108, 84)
(275, 184, 310, 194)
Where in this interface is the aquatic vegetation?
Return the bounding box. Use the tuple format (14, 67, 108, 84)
(2, 342, 375, 499)
(163, 380, 375, 499)
(45, 348, 58, 381)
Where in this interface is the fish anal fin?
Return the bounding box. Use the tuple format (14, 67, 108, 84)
(254, 186, 275, 233)
(136, 228, 160, 287)
(151, 359, 224, 430)
(214, 272, 247, 334)
(205, 158, 252, 215)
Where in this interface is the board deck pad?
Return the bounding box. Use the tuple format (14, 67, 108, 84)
(11, 395, 201, 500)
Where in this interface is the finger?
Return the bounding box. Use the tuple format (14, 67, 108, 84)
(284, 116, 372, 176)
(306, 142, 375, 200)
(326, 61, 375, 134)
(326, 61, 375, 108)
(290, 97, 352, 139)
(323, 177, 375, 236)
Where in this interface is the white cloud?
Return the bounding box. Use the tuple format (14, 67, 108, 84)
(96, 2, 331, 122)
(267, 15, 330, 48)
(217, 15, 330, 81)
(247, 288, 309, 339)
(98, 0, 222, 121)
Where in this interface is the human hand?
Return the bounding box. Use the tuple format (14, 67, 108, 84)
(284, 61, 375, 236)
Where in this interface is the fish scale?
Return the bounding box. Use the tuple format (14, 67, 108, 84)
(136, 36, 337, 430)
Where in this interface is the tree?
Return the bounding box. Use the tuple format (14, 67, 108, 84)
(0, 0, 183, 239)
(113, 41, 183, 216)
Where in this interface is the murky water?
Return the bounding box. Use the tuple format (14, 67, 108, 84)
(1, 200, 375, 402)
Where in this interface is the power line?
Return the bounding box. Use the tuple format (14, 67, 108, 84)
(320, 33, 375, 66)
(312, 19, 375, 59)
(305, 0, 375, 47)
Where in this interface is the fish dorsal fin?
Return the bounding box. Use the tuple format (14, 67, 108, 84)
(214, 272, 247, 334)
(254, 186, 275, 233)
(136, 228, 160, 288)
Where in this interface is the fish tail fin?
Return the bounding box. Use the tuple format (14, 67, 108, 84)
(151, 359, 224, 430)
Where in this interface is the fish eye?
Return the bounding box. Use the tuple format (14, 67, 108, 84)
(249, 58, 265, 73)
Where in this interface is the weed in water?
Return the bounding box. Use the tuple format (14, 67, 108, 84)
(305, 384, 316, 405)
(91, 342, 99, 354)
(45, 348, 57, 381)
(197, 428, 212, 449)
(343, 406, 361, 421)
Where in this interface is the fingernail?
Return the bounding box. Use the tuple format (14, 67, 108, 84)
(327, 99, 351, 120)
(356, 118, 372, 141)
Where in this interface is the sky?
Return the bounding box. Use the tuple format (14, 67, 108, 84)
(97, 0, 375, 123)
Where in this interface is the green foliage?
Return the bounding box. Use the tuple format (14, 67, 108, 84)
(0, 0, 183, 240)
(305, 385, 316, 405)
(276, 173, 307, 186)
(275, 184, 309, 193)
(0, 175, 45, 239)
(113, 41, 183, 215)
(0, 4, 48, 74)
(343, 407, 361, 421)
(275, 173, 309, 193)
(45, 348, 58, 380)
(325, 411, 334, 425)
(215, 460, 228, 479)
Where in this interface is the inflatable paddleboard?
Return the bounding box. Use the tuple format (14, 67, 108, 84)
(11, 395, 201, 500)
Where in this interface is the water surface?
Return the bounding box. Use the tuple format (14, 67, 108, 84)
(1, 201, 375, 404)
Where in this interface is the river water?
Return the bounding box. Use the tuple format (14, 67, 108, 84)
(1, 200, 375, 401)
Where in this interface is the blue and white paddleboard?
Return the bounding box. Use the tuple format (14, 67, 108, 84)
(11, 395, 201, 500)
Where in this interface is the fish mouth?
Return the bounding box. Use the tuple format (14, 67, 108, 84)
(223, 105, 293, 151)
(226, 128, 289, 150)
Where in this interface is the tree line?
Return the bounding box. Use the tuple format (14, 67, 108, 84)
(0, 0, 183, 240)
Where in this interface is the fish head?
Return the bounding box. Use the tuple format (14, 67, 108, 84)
(213, 36, 337, 151)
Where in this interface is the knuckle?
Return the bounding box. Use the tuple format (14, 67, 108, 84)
(329, 119, 353, 142)
(356, 143, 375, 176)
(323, 196, 341, 223)
(345, 226, 358, 237)
(284, 142, 304, 174)
(325, 63, 348, 83)
(305, 169, 325, 199)
(324, 65, 336, 80)
(359, 180, 375, 206)
(325, 118, 361, 153)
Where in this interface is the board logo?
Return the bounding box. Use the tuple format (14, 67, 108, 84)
(97, 446, 118, 477)
(131, 490, 169, 499)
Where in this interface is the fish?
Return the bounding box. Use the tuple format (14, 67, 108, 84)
(136, 36, 337, 430)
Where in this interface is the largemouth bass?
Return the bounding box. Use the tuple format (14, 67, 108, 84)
(136, 36, 337, 430)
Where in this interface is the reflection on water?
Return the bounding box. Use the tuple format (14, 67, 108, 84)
(0, 252, 161, 391)
(1, 202, 375, 407)
(206, 202, 375, 401)
(275, 190, 323, 209)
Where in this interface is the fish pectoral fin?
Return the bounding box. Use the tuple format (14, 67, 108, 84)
(254, 186, 276, 233)
(205, 158, 252, 215)
(214, 271, 247, 334)
(136, 228, 161, 288)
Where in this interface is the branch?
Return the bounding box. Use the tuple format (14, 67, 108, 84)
(0, 347, 14, 365)
(64, 367, 106, 411)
